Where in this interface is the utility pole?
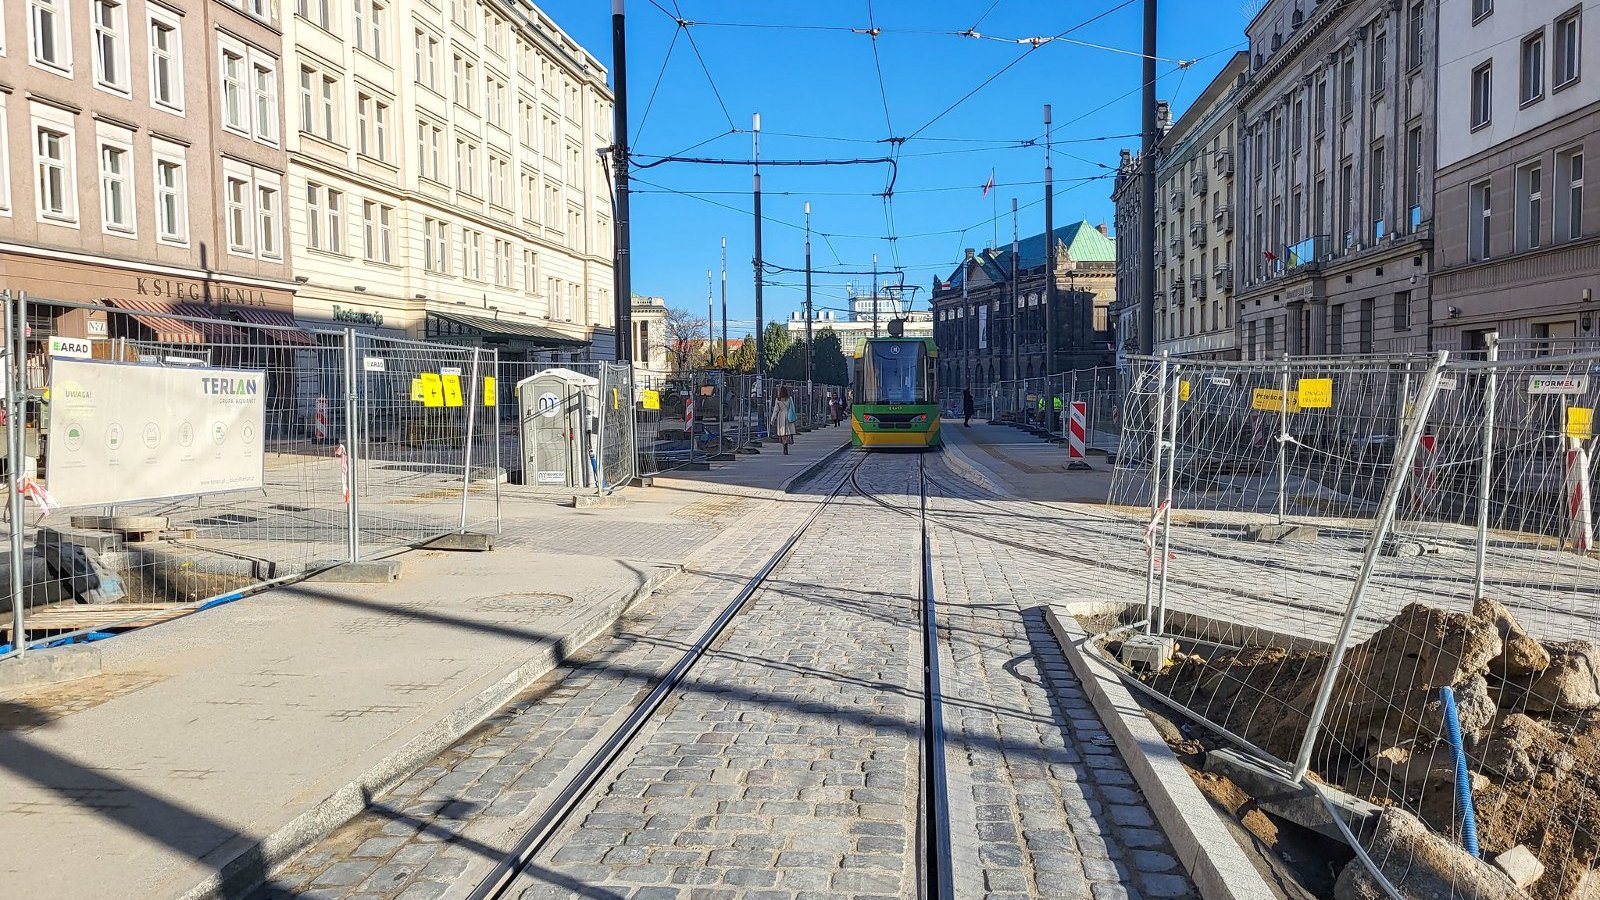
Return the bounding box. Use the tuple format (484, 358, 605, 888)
(720, 236, 728, 365)
(752, 113, 765, 374)
(804, 202, 814, 392)
(707, 269, 714, 368)
(872, 254, 879, 337)
(1044, 103, 1057, 433)
(610, 0, 632, 363)
(1010, 197, 1020, 409)
(1140, 0, 1158, 354)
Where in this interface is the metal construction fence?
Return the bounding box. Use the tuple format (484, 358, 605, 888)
(981, 368, 1125, 453)
(1, 293, 506, 661)
(1105, 343, 1600, 896)
(497, 360, 635, 494)
(634, 371, 845, 476)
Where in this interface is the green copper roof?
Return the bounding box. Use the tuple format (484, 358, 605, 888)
(944, 221, 1114, 289)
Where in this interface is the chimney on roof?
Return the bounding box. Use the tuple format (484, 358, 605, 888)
(1120, 149, 1132, 168)
(964, 248, 976, 260)
(1156, 100, 1173, 133)
(1096, 222, 1109, 236)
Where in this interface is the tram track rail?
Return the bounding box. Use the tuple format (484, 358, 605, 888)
(466, 450, 955, 900)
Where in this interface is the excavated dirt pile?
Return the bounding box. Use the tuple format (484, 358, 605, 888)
(1136, 599, 1600, 900)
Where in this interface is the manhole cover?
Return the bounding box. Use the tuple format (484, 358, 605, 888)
(471, 592, 574, 613)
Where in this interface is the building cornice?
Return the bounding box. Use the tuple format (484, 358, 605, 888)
(0, 241, 299, 292)
(1240, 0, 1354, 108)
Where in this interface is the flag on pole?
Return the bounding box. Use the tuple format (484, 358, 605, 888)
(981, 170, 995, 197)
(1262, 249, 1278, 262)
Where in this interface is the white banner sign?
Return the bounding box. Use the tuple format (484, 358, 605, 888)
(48, 336, 93, 359)
(1530, 374, 1590, 395)
(47, 360, 266, 507)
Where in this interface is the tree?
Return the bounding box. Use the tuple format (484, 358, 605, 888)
(761, 322, 791, 376)
(663, 307, 708, 374)
(773, 343, 806, 381)
(728, 335, 757, 373)
(813, 328, 849, 386)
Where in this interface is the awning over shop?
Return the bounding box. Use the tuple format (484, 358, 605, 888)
(425, 310, 588, 347)
(102, 297, 212, 344)
(228, 307, 318, 346)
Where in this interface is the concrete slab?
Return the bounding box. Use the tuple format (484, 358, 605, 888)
(941, 422, 1117, 503)
(308, 559, 403, 583)
(417, 532, 494, 552)
(655, 426, 851, 496)
(0, 644, 101, 691)
(569, 493, 627, 509)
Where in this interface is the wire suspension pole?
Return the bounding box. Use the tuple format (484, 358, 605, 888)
(804, 202, 814, 393)
(611, 0, 633, 363)
(720, 236, 728, 364)
(872, 255, 880, 338)
(1011, 197, 1020, 413)
(1043, 103, 1057, 436)
(707, 269, 715, 367)
(752, 113, 765, 374)
(1139, 0, 1158, 354)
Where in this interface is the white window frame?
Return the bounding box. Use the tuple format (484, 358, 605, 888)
(220, 38, 249, 135)
(256, 175, 282, 260)
(152, 139, 188, 245)
(96, 122, 135, 236)
(0, 99, 13, 217)
(92, 0, 131, 95)
(148, 6, 184, 114)
(224, 163, 253, 256)
(1521, 29, 1546, 106)
(1557, 147, 1584, 243)
(306, 182, 323, 249)
(252, 53, 279, 144)
(30, 103, 76, 226)
(28, 0, 71, 75)
(1555, 8, 1581, 90)
(1517, 162, 1543, 252)
(1470, 61, 1492, 130)
(367, 0, 387, 62)
(1470, 180, 1493, 262)
(325, 187, 344, 254)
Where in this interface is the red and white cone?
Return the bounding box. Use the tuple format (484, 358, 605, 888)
(1566, 438, 1593, 553)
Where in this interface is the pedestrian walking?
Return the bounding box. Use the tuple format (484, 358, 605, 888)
(827, 392, 838, 427)
(962, 388, 975, 428)
(770, 384, 797, 455)
(831, 392, 844, 427)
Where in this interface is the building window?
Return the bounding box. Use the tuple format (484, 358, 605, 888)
(300, 67, 340, 142)
(524, 249, 538, 294)
(92, 0, 130, 92)
(1407, 2, 1424, 70)
(149, 9, 183, 112)
(1470, 180, 1492, 261)
(488, 153, 508, 206)
(1470, 62, 1492, 129)
(29, 0, 70, 72)
(99, 141, 132, 234)
(415, 30, 440, 90)
(1328, 305, 1343, 354)
(1339, 162, 1354, 248)
(1473, 0, 1492, 22)
(362, 201, 392, 263)
(155, 156, 186, 243)
(1557, 149, 1584, 242)
(222, 46, 248, 132)
(424, 217, 449, 273)
(456, 139, 478, 194)
(494, 239, 512, 287)
(1394, 291, 1411, 331)
(253, 59, 278, 143)
(1405, 126, 1423, 228)
(1371, 31, 1387, 96)
(33, 121, 74, 223)
(296, 0, 331, 31)
(305, 183, 344, 254)
(1359, 298, 1374, 353)
(325, 188, 342, 254)
(452, 55, 475, 108)
(1521, 30, 1545, 105)
(354, 0, 386, 60)
(225, 176, 251, 253)
(1341, 54, 1355, 117)
(1517, 163, 1543, 252)
(1370, 144, 1387, 240)
(257, 182, 280, 258)
(357, 94, 390, 160)
(463, 229, 482, 280)
(1555, 9, 1581, 89)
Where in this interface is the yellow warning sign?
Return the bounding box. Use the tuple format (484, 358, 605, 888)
(1179, 380, 1191, 402)
(411, 377, 424, 403)
(642, 389, 661, 411)
(483, 376, 496, 407)
(1251, 387, 1301, 413)
(419, 372, 443, 408)
(1297, 377, 1333, 408)
(442, 373, 464, 407)
(1569, 406, 1594, 440)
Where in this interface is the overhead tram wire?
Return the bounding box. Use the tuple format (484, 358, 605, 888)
(669, 0, 737, 131)
(629, 23, 681, 150)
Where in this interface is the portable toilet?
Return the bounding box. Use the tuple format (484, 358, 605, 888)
(517, 368, 600, 488)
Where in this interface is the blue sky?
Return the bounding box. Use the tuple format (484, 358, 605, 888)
(541, 1, 1252, 335)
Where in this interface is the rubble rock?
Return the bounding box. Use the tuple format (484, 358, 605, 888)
(1492, 845, 1546, 891)
(1504, 641, 1600, 715)
(1476, 598, 1552, 678)
(1478, 714, 1560, 783)
(1333, 808, 1530, 900)
(1419, 676, 1499, 746)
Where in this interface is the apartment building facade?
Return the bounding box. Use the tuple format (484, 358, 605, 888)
(1433, 0, 1600, 349)
(1233, 0, 1437, 358)
(0, 0, 297, 340)
(1152, 52, 1249, 359)
(283, 0, 615, 359)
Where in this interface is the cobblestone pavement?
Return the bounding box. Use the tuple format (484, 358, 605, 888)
(512, 452, 925, 899)
(924, 457, 1194, 900)
(253, 458, 855, 900)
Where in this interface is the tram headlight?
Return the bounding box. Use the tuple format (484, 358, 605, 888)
(912, 414, 928, 423)
(861, 414, 878, 423)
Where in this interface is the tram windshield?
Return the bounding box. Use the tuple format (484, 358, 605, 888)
(863, 341, 929, 404)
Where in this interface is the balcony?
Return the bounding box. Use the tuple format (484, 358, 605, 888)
(1214, 206, 1234, 233)
(1189, 223, 1208, 248)
(1190, 275, 1208, 299)
(1213, 265, 1233, 291)
(1190, 171, 1208, 195)
(1168, 235, 1183, 253)
(1153, 249, 1164, 268)
(1284, 234, 1330, 270)
(1374, 219, 1387, 241)
(1169, 187, 1186, 210)
(1409, 205, 1423, 230)
(1214, 149, 1233, 176)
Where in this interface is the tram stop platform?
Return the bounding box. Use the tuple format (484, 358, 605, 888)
(0, 426, 851, 900)
(941, 420, 1117, 504)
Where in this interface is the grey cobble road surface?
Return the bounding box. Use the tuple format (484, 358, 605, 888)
(258, 449, 1192, 900)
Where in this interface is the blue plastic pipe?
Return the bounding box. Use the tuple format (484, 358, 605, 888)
(1440, 686, 1481, 857)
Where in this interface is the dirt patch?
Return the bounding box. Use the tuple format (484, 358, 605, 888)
(1113, 598, 1600, 900)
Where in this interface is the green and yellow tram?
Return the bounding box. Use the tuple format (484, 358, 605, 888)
(851, 334, 941, 450)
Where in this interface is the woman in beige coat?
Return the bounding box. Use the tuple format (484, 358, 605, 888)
(769, 385, 797, 454)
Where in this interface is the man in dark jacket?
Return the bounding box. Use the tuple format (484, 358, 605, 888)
(962, 389, 975, 427)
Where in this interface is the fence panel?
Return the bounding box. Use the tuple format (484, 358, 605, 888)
(1, 295, 498, 660)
